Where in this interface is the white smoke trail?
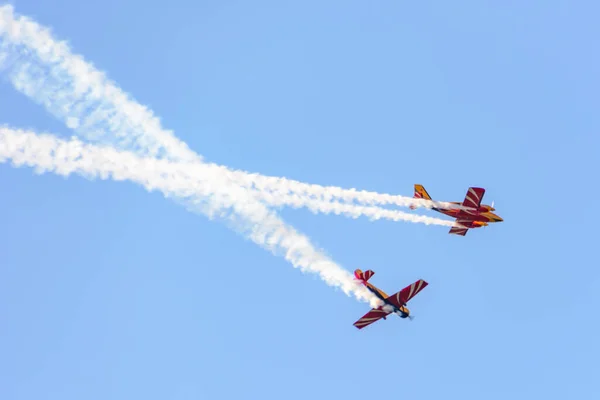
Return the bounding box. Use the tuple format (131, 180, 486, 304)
(229, 173, 461, 210)
(253, 189, 455, 226)
(0, 7, 392, 310)
(0, 6, 451, 312)
(0, 5, 383, 306)
(0, 125, 383, 307)
(0, 4, 460, 215)
(0, 5, 196, 162)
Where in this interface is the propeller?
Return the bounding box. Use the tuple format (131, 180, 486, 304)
(491, 200, 495, 209)
(408, 315, 415, 321)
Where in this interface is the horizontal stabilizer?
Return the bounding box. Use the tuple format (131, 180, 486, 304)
(449, 226, 468, 236)
(354, 269, 375, 282)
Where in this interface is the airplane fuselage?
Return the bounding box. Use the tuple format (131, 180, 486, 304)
(364, 281, 410, 318)
(432, 205, 503, 226)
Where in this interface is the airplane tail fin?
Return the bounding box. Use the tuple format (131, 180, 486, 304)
(354, 269, 375, 282)
(410, 184, 432, 209)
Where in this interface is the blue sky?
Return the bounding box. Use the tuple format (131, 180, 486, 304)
(1, 1, 599, 399)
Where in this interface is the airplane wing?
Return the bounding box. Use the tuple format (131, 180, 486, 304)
(461, 187, 485, 209)
(384, 279, 428, 308)
(449, 226, 468, 236)
(448, 219, 477, 236)
(449, 219, 474, 235)
(353, 307, 391, 329)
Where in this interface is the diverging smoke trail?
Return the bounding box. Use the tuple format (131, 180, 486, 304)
(0, 4, 449, 310)
(253, 190, 455, 226)
(231, 173, 459, 210)
(0, 4, 459, 216)
(0, 5, 386, 307)
(0, 5, 196, 162)
(0, 125, 383, 307)
(0, 7, 395, 310)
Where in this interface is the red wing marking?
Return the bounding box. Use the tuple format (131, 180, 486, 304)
(449, 226, 468, 236)
(385, 279, 429, 307)
(353, 307, 391, 329)
(461, 187, 485, 209)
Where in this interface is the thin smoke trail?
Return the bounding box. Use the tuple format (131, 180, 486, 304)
(0, 4, 461, 215)
(0, 125, 383, 307)
(252, 189, 456, 226)
(228, 173, 461, 210)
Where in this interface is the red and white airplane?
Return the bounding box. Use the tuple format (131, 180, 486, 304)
(410, 184, 503, 236)
(353, 269, 428, 329)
